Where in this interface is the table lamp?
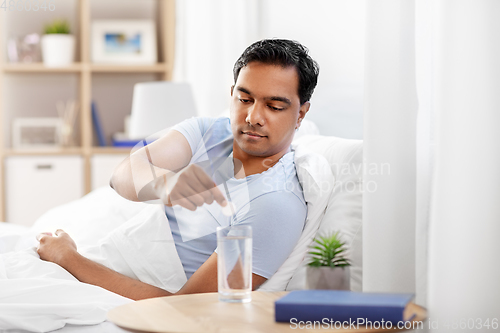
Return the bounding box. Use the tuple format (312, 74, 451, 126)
(129, 81, 197, 140)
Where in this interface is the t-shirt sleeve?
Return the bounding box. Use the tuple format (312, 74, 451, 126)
(171, 117, 216, 156)
(234, 191, 307, 279)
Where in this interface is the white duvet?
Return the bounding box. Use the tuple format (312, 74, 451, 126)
(0, 187, 190, 332)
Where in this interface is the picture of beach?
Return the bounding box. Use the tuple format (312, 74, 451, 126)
(104, 33, 141, 54)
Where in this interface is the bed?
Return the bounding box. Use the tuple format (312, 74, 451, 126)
(0, 133, 363, 332)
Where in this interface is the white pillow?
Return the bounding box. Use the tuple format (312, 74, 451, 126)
(30, 187, 146, 248)
(288, 135, 363, 291)
(258, 150, 334, 291)
(295, 118, 321, 138)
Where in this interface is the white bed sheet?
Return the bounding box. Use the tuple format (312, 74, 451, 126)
(2, 318, 128, 333)
(0, 187, 187, 333)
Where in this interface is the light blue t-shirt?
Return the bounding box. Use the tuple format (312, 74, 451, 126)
(167, 117, 307, 279)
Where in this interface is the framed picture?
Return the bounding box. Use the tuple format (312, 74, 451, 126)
(91, 20, 157, 64)
(12, 118, 63, 149)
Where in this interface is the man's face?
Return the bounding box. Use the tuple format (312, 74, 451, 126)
(230, 62, 309, 158)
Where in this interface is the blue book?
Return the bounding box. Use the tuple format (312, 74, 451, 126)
(275, 290, 414, 324)
(91, 101, 106, 146)
(112, 139, 143, 148)
(111, 133, 157, 148)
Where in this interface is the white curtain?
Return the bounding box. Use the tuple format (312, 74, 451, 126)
(364, 0, 500, 330)
(173, 0, 260, 117)
(427, 0, 500, 328)
(363, 0, 417, 294)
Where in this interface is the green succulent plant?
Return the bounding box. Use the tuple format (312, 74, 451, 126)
(307, 231, 351, 268)
(44, 20, 71, 34)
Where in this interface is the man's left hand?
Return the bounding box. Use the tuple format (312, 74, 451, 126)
(36, 229, 77, 268)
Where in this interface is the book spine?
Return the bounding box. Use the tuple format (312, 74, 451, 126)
(91, 101, 106, 147)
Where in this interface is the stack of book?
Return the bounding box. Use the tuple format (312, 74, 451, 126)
(111, 132, 143, 148)
(92, 101, 150, 148)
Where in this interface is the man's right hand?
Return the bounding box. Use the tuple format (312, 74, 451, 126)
(153, 164, 227, 211)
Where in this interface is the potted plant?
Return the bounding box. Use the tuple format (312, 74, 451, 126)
(306, 231, 351, 290)
(41, 19, 75, 67)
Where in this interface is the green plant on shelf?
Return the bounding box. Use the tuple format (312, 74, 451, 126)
(307, 231, 351, 268)
(44, 20, 71, 34)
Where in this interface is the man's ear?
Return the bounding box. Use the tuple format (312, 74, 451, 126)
(297, 101, 310, 128)
(230, 85, 234, 96)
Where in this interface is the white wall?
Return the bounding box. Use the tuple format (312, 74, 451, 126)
(259, 0, 365, 139)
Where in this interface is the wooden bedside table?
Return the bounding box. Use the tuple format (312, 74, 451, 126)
(107, 291, 426, 333)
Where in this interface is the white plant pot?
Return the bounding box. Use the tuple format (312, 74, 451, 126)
(306, 266, 350, 290)
(41, 34, 75, 67)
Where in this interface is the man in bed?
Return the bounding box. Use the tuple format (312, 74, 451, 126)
(36, 39, 320, 300)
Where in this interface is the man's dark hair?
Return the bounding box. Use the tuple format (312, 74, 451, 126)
(233, 39, 319, 105)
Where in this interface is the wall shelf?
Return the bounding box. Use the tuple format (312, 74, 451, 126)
(0, 0, 176, 222)
(2, 63, 84, 73)
(2, 63, 171, 74)
(90, 147, 132, 155)
(90, 64, 170, 73)
(3, 148, 84, 156)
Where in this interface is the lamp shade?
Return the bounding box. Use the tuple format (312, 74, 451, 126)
(129, 81, 197, 139)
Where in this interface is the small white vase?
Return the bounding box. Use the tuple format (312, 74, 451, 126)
(306, 266, 350, 290)
(41, 34, 75, 67)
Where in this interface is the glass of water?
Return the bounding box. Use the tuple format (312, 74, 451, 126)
(216, 225, 252, 303)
